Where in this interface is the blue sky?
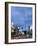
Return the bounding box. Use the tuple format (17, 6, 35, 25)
(11, 6, 32, 30)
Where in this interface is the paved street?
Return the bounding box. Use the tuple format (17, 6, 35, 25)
(11, 34, 32, 39)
